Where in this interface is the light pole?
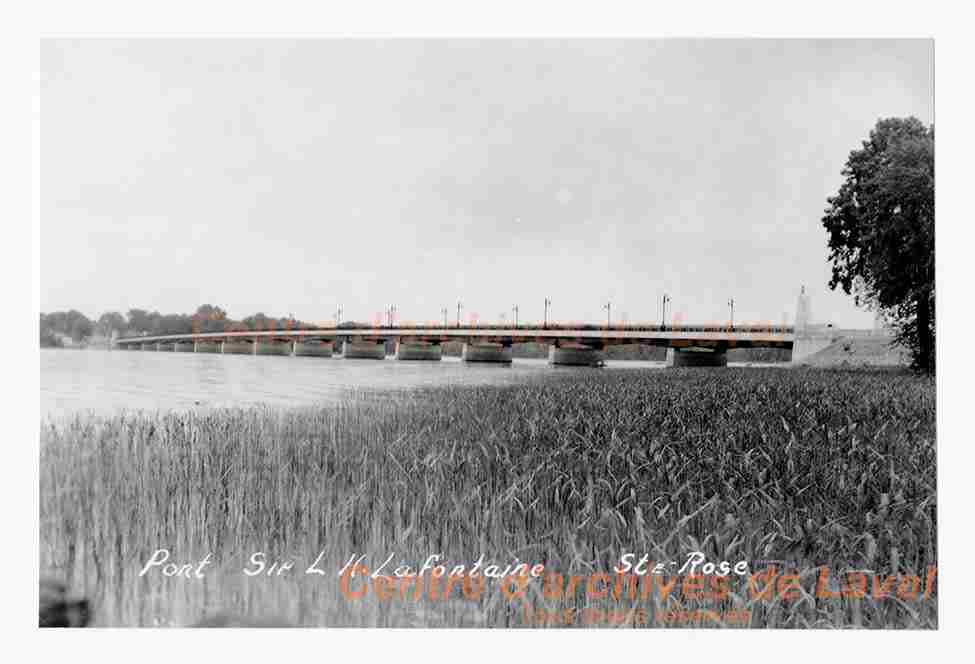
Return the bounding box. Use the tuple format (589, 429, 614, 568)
(456, 302, 463, 328)
(512, 305, 519, 328)
(728, 298, 735, 328)
(661, 294, 671, 328)
(603, 302, 611, 328)
(544, 297, 551, 328)
(335, 306, 343, 327)
(441, 307, 448, 328)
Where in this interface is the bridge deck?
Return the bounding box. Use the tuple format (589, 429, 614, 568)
(117, 325, 794, 348)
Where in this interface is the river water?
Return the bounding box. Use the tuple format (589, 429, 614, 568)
(40, 348, 665, 420)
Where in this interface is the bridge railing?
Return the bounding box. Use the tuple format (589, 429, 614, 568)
(118, 323, 795, 340)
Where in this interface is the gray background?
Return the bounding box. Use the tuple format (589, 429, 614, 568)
(40, 39, 933, 328)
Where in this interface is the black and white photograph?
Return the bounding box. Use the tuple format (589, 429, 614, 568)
(28, 6, 950, 640)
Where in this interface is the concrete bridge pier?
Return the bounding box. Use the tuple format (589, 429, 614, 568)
(343, 339, 387, 360)
(255, 340, 292, 356)
(462, 341, 513, 364)
(294, 340, 335, 357)
(395, 339, 442, 361)
(549, 341, 605, 367)
(666, 347, 728, 367)
(223, 340, 252, 355)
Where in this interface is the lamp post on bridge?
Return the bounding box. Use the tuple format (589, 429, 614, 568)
(441, 307, 448, 328)
(512, 305, 519, 328)
(661, 294, 671, 328)
(603, 302, 611, 328)
(335, 306, 343, 327)
(544, 298, 551, 329)
(456, 302, 463, 328)
(728, 298, 735, 329)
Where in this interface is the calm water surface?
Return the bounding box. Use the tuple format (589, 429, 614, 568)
(41, 349, 666, 420)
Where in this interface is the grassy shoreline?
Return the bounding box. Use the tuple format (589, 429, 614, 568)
(39, 367, 936, 628)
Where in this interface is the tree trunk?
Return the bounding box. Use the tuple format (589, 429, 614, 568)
(916, 290, 934, 373)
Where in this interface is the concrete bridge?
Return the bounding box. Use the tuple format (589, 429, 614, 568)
(114, 324, 795, 367)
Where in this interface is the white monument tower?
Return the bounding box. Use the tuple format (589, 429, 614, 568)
(795, 286, 812, 335)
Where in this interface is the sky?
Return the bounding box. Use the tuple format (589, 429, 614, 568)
(40, 39, 933, 328)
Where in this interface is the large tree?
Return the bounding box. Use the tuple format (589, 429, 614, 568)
(96, 311, 127, 338)
(126, 309, 152, 334)
(69, 316, 93, 343)
(192, 304, 228, 333)
(822, 117, 934, 372)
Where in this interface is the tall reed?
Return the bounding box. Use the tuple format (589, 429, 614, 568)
(40, 368, 936, 627)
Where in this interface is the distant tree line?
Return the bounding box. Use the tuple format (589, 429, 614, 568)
(39, 304, 318, 347)
(39, 311, 93, 347)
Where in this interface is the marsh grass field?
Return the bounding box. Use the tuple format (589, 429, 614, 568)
(39, 367, 937, 628)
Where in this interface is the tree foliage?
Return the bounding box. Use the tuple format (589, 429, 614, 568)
(39, 314, 63, 348)
(822, 117, 934, 372)
(96, 312, 127, 338)
(39, 310, 93, 346)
